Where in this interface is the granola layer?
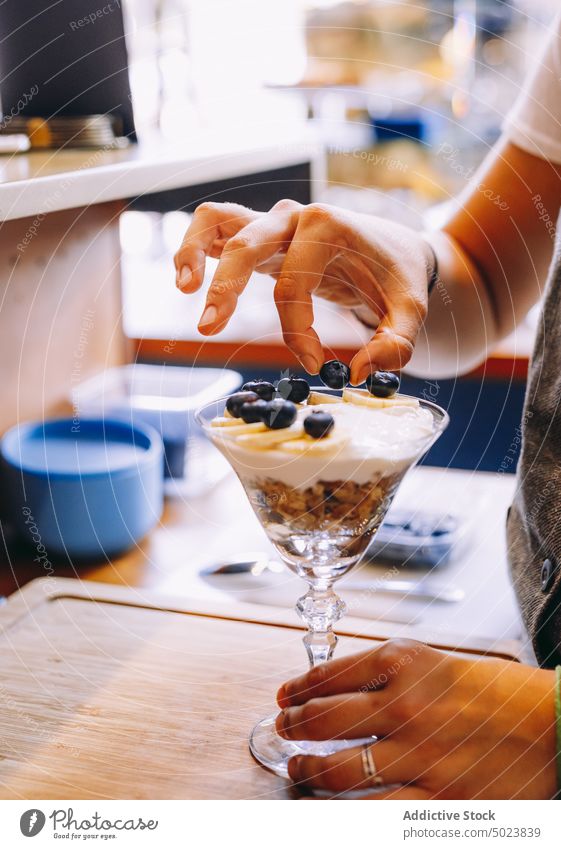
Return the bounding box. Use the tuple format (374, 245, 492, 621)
(245, 473, 402, 533)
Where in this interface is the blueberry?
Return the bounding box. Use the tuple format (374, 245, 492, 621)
(365, 371, 400, 398)
(240, 399, 268, 423)
(304, 411, 334, 439)
(319, 360, 350, 389)
(262, 399, 297, 429)
(276, 376, 310, 403)
(226, 391, 259, 418)
(242, 380, 276, 401)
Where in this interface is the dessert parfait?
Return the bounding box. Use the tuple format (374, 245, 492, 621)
(207, 363, 439, 583)
(197, 361, 448, 777)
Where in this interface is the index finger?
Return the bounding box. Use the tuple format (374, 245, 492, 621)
(196, 209, 299, 334)
(278, 641, 423, 708)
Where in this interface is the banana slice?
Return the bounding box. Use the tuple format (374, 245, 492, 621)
(307, 391, 344, 405)
(211, 421, 268, 437)
(383, 396, 421, 408)
(342, 388, 386, 408)
(279, 430, 350, 454)
(343, 388, 419, 409)
(235, 422, 304, 449)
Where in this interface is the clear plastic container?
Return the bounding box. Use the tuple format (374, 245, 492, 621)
(72, 364, 242, 485)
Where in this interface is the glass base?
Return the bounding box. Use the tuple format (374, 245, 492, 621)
(249, 713, 373, 778)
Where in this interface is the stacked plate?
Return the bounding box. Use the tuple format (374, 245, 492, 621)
(0, 114, 128, 149)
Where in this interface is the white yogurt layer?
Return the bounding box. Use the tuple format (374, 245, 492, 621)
(211, 399, 436, 490)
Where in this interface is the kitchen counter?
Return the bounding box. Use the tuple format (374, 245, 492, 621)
(0, 125, 323, 221)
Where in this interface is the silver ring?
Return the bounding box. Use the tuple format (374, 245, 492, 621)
(361, 743, 384, 787)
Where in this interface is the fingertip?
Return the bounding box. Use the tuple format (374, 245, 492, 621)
(350, 369, 368, 387)
(179, 265, 192, 286)
(198, 304, 218, 331)
(176, 250, 207, 292)
(350, 356, 373, 387)
(300, 354, 320, 375)
(287, 756, 303, 782)
(275, 711, 289, 739)
(176, 269, 191, 292)
(276, 685, 288, 708)
(178, 278, 201, 294)
(198, 307, 230, 336)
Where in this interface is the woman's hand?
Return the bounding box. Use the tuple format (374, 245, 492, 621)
(276, 640, 557, 799)
(174, 200, 432, 384)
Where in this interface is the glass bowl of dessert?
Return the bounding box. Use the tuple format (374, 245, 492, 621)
(196, 366, 449, 777)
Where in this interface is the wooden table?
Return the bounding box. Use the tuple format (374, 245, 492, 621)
(0, 463, 526, 799)
(0, 578, 522, 800)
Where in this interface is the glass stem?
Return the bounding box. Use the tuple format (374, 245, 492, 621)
(296, 580, 346, 667)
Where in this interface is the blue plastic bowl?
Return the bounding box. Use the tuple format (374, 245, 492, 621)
(1, 417, 164, 560)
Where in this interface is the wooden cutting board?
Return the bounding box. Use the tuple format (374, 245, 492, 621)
(0, 578, 522, 800)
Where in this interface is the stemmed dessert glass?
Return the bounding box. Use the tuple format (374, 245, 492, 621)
(196, 389, 448, 777)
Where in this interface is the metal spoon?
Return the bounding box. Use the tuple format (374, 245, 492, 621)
(200, 555, 464, 603)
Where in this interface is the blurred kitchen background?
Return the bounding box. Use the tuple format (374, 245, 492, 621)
(117, 0, 555, 472)
(0, 1, 540, 764)
(0, 0, 555, 487)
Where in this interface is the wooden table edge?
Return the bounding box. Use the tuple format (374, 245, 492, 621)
(0, 577, 524, 662)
